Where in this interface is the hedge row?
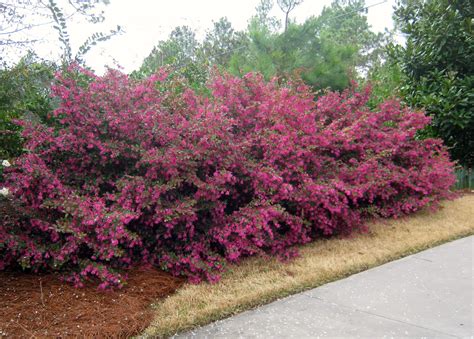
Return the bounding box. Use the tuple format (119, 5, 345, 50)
(1, 66, 455, 288)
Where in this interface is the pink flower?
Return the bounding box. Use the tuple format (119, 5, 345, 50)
(1, 65, 456, 288)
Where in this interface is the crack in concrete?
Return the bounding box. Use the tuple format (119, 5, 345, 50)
(412, 256, 434, 263)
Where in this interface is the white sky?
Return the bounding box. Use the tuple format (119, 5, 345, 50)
(13, 0, 398, 74)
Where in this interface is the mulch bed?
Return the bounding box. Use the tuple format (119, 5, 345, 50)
(0, 267, 183, 337)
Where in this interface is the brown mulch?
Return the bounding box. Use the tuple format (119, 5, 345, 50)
(0, 267, 184, 338)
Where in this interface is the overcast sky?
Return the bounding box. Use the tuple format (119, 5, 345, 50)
(23, 0, 397, 74)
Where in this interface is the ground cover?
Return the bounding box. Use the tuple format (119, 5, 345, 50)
(0, 268, 182, 337)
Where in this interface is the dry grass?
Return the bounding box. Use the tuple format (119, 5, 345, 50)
(144, 195, 474, 338)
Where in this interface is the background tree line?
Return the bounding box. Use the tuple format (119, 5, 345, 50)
(1, 0, 473, 170)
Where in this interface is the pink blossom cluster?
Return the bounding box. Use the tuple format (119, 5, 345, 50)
(0, 66, 456, 288)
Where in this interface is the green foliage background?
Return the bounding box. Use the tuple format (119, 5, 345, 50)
(1, 0, 472, 170)
(0, 54, 55, 159)
(390, 0, 473, 167)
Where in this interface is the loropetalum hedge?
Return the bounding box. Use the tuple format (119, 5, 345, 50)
(0, 65, 456, 288)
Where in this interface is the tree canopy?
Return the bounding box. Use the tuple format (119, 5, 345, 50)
(227, 0, 386, 91)
(391, 0, 474, 167)
(138, 0, 387, 92)
(0, 0, 121, 64)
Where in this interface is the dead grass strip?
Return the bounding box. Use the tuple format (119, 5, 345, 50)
(144, 195, 474, 338)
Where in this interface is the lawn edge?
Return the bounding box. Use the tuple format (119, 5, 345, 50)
(142, 196, 474, 338)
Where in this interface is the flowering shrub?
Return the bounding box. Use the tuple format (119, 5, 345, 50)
(0, 65, 456, 288)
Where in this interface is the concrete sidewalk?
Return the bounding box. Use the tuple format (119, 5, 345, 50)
(176, 236, 473, 338)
